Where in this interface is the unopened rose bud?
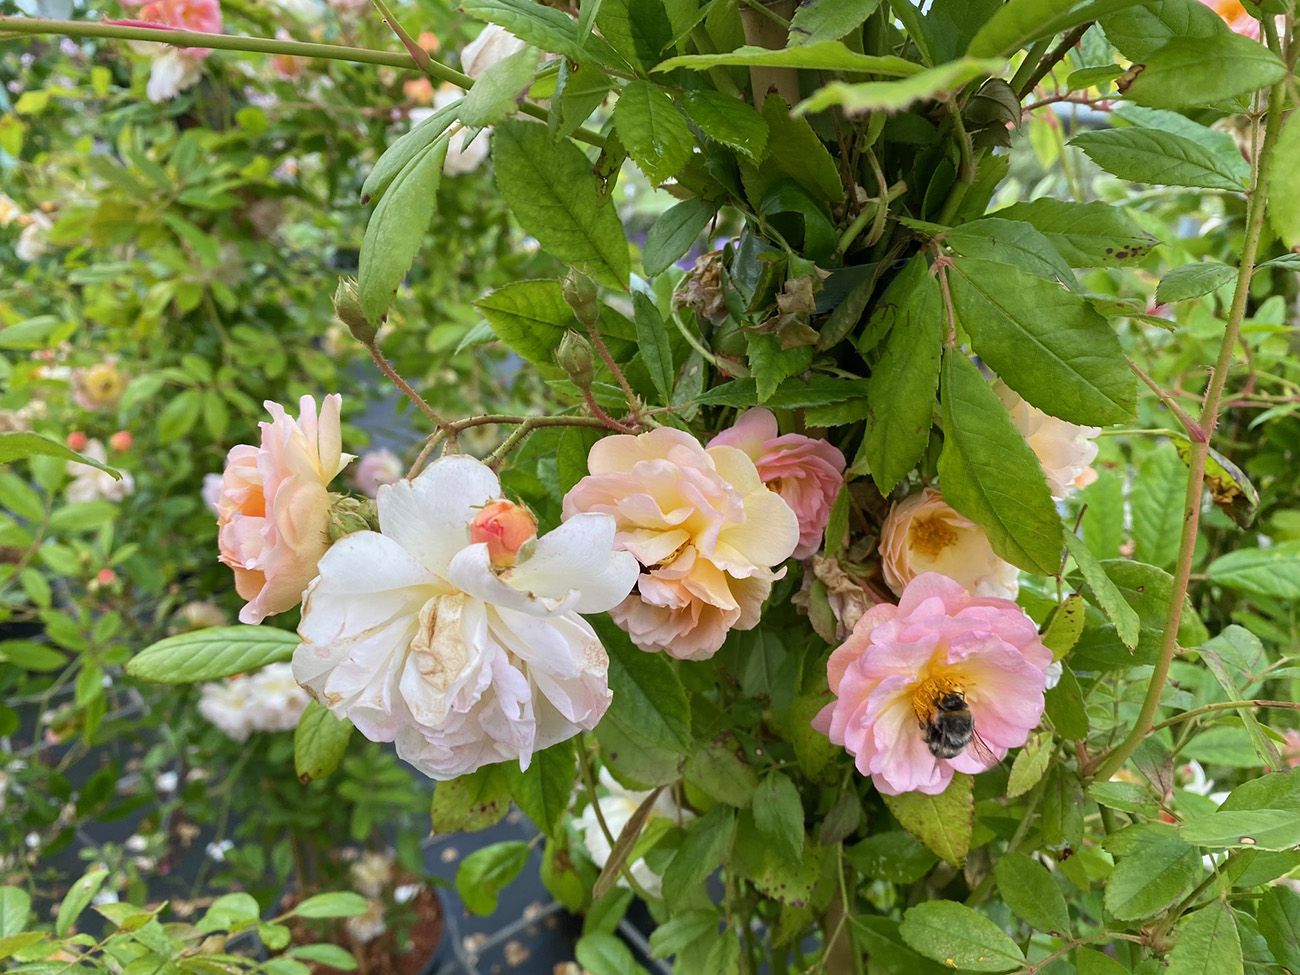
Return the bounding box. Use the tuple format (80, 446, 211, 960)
(66, 431, 88, 451)
(334, 278, 376, 345)
(556, 331, 595, 388)
(327, 495, 379, 542)
(95, 568, 117, 586)
(108, 430, 132, 452)
(469, 499, 538, 568)
(561, 270, 600, 327)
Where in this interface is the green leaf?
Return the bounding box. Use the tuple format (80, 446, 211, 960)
(751, 772, 804, 863)
(968, 0, 1148, 58)
(0, 432, 121, 478)
(861, 256, 943, 493)
(789, 0, 883, 44)
(0, 888, 31, 939)
(506, 739, 577, 839)
(993, 853, 1070, 934)
(56, 867, 108, 936)
(1103, 827, 1202, 920)
(797, 58, 1004, 116)
(493, 120, 630, 290)
(1006, 732, 1052, 799)
(1100, 0, 1229, 61)
(292, 892, 369, 919)
(1181, 810, 1300, 852)
(643, 199, 716, 277)
(760, 95, 844, 203)
(0, 640, 64, 672)
(1041, 593, 1085, 660)
(595, 0, 672, 71)
(746, 333, 812, 402)
(476, 279, 576, 364)
(1129, 441, 1185, 570)
(1045, 665, 1089, 740)
(430, 764, 512, 834)
(198, 892, 261, 933)
(849, 831, 938, 884)
(127, 626, 298, 684)
(1089, 781, 1160, 817)
(649, 910, 720, 960)
(612, 81, 693, 185)
(361, 100, 460, 204)
(947, 256, 1135, 425)
(358, 135, 449, 322)
(575, 932, 650, 975)
(883, 773, 973, 867)
(1166, 901, 1243, 975)
(456, 841, 531, 915)
(899, 901, 1025, 973)
(1268, 111, 1300, 249)
(1070, 127, 1250, 190)
(1259, 885, 1300, 973)
(680, 90, 769, 162)
(943, 217, 1076, 286)
(288, 944, 359, 970)
(655, 39, 923, 75)
(293, 701, 353, 784)
(459, 46, 541, 127)
(937, 352, 1062, 575)
(1126, 35, 1285, 109)
(1173, 438, 1258, 529)
(633, 293, 675, 403)
(992, 199, 1157, 266)
(662, 806, 737, 909)
(1208, 542, 1300, 600)
(1064, 533, 1140, 649)
(1156, 262, 1237, 304)
(684, 740, 759, 808)
(463, 0, 623, 65)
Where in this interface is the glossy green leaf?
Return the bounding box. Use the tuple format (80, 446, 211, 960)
(1100, 0, 1228, 61)
(1156, 262, 1236, 304)
(797, 58, 1003, 116)
(456, 841, 531, 915)
(789, 0, 883, 44)
(680, 90, 769, 162)
(0, 431, 120, 478)
(633, 292, 675, 403)
(127, 626, 298, 683)
(463, 0, 623, 65)
(613, 81, 693, 185)
(642, 199, 716, 277)
(293, 701, 353, 784)
(937, 352, 1062, 575)
(493, 120, 630, 290)
(1070, 127, 1250, 190)
(899, 901, 1024, 972)
(1126, 34, 1284, 109)
(992, 199, 1157, 266)
(476, 279, 575, 364)
(1166, 901, 1243, 975)
(967, 0, 1147, 57)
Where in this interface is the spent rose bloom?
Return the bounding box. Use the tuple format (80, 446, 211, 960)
(293, 455, 639, 779)
(879, 487, 1019, 599)
(217, 394, 352, 625)
(197, 662, 310, 741)
(563, 428, 799, 661)
(576, 769, 692, 898)
(709, 408, 846, 559)
(354, 448, 403, 497)
(813, 572, 1053, 795)
(994, 381, 1099, 499)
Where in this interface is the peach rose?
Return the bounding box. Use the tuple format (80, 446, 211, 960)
(563, 428, 799, 660)
(994, 381, 1099, 500)
(470, 499, 538, 567)
(709, 408, 846, 558)
(217, 395, 352, 624)
(879, 487, 1019, 599)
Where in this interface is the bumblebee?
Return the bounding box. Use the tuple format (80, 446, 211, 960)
(919, 688, 999, 767)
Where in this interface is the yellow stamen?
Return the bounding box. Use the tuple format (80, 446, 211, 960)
(910, 674, 964, 724)
(910, 514, 959, 558)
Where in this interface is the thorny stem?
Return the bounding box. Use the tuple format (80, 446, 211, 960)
(579, 317, 647, 428)
(406, 413, 619, 477)
(367, 0, 430, 72)
(0, 17, 606, 148)
(364, 341, 449, 429)
(1148, 699, 1300, 734)
(930, 250, 959, 347)
(1127, 358, 1203, 439)
(1093, 32, 1288, 782)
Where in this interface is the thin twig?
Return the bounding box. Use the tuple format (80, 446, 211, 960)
(364, 342, 449, 429)
(1017, 24, 1091, 98)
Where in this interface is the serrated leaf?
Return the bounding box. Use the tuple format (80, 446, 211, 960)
(476, 279, 575, 363)
(0, 432, 120, 478)
(967, 0, 1148, 58)
(1268, 111, 1300, 249)
(1259, 885, 1300, 973)
(127, 626, 298, 683)
(789, 0, 882, 44)
(493, 120, 630, 290)
(1007, 732, 1053, 799)
(633, 293, 674, 402)
(358, 135, 448, 321)
(643, 199, 716, 277)
(680, 90, 769, 162)
(430, 764, 511, 834)
(752, 772, 804, 862)
(1130, 440, 1187, 570)
(1181, 810, 1300, 851)
(797, 58, 1004, 116)
(1126, 34, 1284, 110)
(1104, 828, 1202, 920)
(362, 100, 460, 204)
(992, 199, 1157, 266)
(993, 853, 1070, 933)
(1207, 542, 1300, 600)
(293, 701, 353, 784)
(1156, 262, 1237, 304)
(656, 40, 922, 75)
(1071, 127, 1250, 190)
(883, 773, 973, 867)
(937, 352, 1062, 575)
(1165, 901, 1243, 975)
(459, 46, 540, 127)
(899, 901, 1024, 972)
(462, 0, 624, 65)
(612, 81, 693, 186)
(0, 888, 31, 939)
(1041, 594, 1085, 659)
(1064, 533, 1140, 649)
(506, 739, 576, 839)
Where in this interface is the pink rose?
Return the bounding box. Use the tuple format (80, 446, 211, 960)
(470, 499, 538, 568)
(117, 0, 223, 102)
(217, 395, 352, 625)
(563, 428, 799, 660)
(813, 572, 1053, 795)
(709, 408, 846, 559)
(353, 448, 403, 497)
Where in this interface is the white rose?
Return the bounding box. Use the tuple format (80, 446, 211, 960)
(575, 769, 691, 898)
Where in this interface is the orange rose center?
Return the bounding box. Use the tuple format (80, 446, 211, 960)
(910, 673, 965, 725)
(910, 514, 959, 559)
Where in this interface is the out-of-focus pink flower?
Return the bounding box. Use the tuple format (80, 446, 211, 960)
(709, 408, 845, 559)
(109, 430, 133, 452)
(813, 572, 1053, 795)
(67, 431, 88, 452)
(563, 428, 799, 660)
(354, 448, 403, 497)
(270, 30, 304, 80)
(96, 568, 118, 586)
(216, 395, 352, 625)
(994, 381, 1099, 499)
(404, 76, 435, 105)
(121, 0, 223, 102)
(470, 499, 538, 568)
(1284, 730, 1300, 768)
(294, 456, 639, 779)
(1199, 0, 1260, 37)
(879, 487, 1019, 599)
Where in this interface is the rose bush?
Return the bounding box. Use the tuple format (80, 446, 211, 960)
(3, 0, 1300, 972)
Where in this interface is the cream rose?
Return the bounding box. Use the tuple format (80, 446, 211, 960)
(878, 487, 1019, 599)
(994, 381, 1100, 500)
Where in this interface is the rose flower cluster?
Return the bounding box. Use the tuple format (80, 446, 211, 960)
(209, 387, 1093, 792)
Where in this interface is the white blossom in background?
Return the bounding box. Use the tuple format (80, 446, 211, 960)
(66, 441, 135, 504)
(197, 662, 310, 741)
(432, 84, 490, 176)
(994, 380, 1100, 499)
(293, 455, 638, 780)
(459, 23, 528, 80)
(350, 850, 394, 898)
(15, 211, 52, 261)
(576, 769, 691, 898)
